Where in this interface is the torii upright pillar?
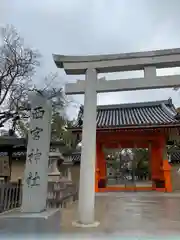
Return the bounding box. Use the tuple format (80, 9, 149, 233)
(53, 48, 180, 226)
(75, 68, 98, 226)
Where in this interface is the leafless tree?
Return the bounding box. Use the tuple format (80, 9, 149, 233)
(0, 25, 40, 130)
(0, 25, 75, 140)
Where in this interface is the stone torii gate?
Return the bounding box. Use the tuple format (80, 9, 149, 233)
(53, 48, 180, 227)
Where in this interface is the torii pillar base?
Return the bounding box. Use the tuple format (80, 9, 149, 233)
(72, 220, 100, 228)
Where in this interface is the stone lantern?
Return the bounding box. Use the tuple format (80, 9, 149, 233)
(48, 147, 64, 182)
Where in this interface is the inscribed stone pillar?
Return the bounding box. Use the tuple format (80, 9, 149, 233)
(21, 91, 52, 213)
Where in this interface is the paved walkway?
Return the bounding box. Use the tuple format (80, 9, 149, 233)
(61, 192, 180, 238)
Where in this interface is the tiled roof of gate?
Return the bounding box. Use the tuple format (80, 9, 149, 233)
(73, 99, 180, 129)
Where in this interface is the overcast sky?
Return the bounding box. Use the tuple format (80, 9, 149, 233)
(1, 0, 180, 118)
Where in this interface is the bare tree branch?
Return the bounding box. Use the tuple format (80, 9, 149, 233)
(0, 25, 40, 129)
(0, 25, 75, 144)
(32, 73, 68, 113)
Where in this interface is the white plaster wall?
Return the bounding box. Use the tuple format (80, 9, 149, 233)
(70, 165, 80, 186)
(171, 164, 180, 191)
(11, 160, 25, 181)
(10, 160, 80, 185)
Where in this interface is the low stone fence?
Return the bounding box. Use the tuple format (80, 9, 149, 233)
(0, 180, 78, 213)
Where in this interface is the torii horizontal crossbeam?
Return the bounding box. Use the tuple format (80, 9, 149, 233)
(65, 75, 180, 95)
(53, 48, 180, 75)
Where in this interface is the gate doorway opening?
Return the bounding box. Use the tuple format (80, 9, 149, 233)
(103, 148, 152, 191)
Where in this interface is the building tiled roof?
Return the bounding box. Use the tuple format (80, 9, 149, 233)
(0, 151, 26, 158)
(64, 151, 81, 163)
(171, 152, 180, 163)
(71, 152, 81, 162)
(168, 146, 180, 163)
(73, 99, 180, 130)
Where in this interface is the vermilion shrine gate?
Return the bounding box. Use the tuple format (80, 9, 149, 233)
(71, 99, 180, 192)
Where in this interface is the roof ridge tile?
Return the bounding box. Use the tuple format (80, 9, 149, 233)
(97, 99, 171, 110)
